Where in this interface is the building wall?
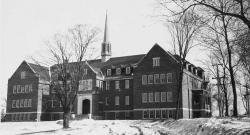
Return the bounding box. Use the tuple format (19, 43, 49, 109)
(6, 62, 40, 121)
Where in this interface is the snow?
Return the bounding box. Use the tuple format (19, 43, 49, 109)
(0, 118, 250, 135)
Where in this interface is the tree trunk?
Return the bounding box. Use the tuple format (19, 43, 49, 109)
(63, 109, 71, 129)
(176, 62, 184, 119)
(222, 68, 229, 117)
(222, 16, 238, 117)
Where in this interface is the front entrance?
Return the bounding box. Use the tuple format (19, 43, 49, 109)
(82, 99, 90, 114)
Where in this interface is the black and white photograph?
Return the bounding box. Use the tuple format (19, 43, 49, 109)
(0, 0, 250, 134)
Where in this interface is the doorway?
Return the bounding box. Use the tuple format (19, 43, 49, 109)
(82, 99, 90, 114)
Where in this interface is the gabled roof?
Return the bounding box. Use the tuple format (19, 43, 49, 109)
(27, 62, 50, 81)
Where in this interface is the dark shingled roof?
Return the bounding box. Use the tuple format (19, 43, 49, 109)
(28, 63, 50, 81)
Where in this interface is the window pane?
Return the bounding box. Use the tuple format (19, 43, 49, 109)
(143, 110, 149, 119)
(161, 92, 166, 102)
(155, 92, 160, 102)
(148, 75, 153, 84)
(154, 74, 160, 84)
(160, 74, 166, 84)
(142, 75, 147, 85)
(149, 93, 154, 102)
(149, 110, 155, 119)
(167, 73, 173, 83)
(125, 96, 129, 105)
(142, 93, 148, 103)
(167, 92, 173, 102)
(125, 80, 129, 89)
(115, 96, 119, 105)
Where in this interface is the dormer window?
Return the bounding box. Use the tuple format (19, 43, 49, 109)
(107, 69, 111, 76)
(126, 67, 131, 74)
(83, 69, 88, 75)
(116, 68, 121, 75)
(153, 57, 160, 67)
(21, 71, 26, 79)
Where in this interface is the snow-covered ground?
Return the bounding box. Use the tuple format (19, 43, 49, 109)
(0, 118, 250, 135)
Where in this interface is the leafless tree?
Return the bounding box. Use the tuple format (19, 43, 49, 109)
(167, 11, 202, 119)
(157, 0, 250, 30)
(38, 24, 99, 128)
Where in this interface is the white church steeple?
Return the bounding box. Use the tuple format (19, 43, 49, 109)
(101, 11, 111, 62)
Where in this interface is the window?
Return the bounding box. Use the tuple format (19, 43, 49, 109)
(167, 73, 173, 83)
(87, 79, 92, 90)
(160, 74, 166, 84)
(11, 114, 15, 121)
(154, 74, 160, 84)
(24, 99, 27, 107)
(155, 92, 160, 102)
(28, 99, 32, 107)
(16, 114, 19, 121)
(96, 80, 100, 87)
(115, 96, 119, 105)
(79, 80, 84, 91)
(21, 71, 26, 79)
(125, 96, 129, 105)
(167, 92, 173, 102)
(115, 112, 119, 119)
(115, 81, 120, 89)
(83, 69, 88, 75)
(16, 100, 19, 108)
(21, 85, 24, 93)
(106, 81, 110, 90)
(25, 85, 29, 93)
(148, 75, 153, 84)
(17, 85, 21, 93)
(116, 68, 121, 75)
(156, 110, 161, 119)
(143, 110, 149, 119)
(125, 80, 129, 89)
(100, 81, 103, 90)
(13, 85, 16, 94)
(153, 57, 160, 67)
(12, 100, 15, 108)
(105, 97, 109, 106)
(162, 110, 167, 119)
(29, 84, 32, 92)
(20, 99, 23, 108)
(125, 112, 130, 119)
(107, 69, 111, 76)
(126, 67, 131, 74)
(142, 93, 148, 103)
(142, 75, 147, 85)
(161, 92, 167, 102)
(149, 110, 155, 119)
(149, 93, 154, 102)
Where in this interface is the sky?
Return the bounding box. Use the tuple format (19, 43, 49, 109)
(0, 0, 207, 101)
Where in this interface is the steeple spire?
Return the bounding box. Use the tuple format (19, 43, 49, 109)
(103, 10, 109, 43)
(101, 10, 111, 62)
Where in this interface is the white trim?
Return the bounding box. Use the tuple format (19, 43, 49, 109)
(6, 112, 40, 114)
(105, 76, 133, 80)
(103, 110, 133, 112)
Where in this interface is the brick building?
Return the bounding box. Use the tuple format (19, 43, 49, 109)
(5, 13, 211, 121)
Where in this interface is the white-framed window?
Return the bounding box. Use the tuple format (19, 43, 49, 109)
(115, 81, 120, 89)
(28, 99, 32, 107)
(115, 96, 119, 105)
(154, 74, 160, 84)
(96, 80, 100, 87)
(142, 75, 147, 85)
(20, 99, 23, 108)
(149, 93, 154, 102)
(142, 93, 148, 103)
(21, 71, 26, 79)
(167, 73, 173, 83)
(161, 92, 167, 102)
(153, 57, 160, 67)
(12, 100, 15, 108)
(116, 68, 121, 75)
(106, 81, 110, 90)
(87, 79, 92, 90)
(16, 100, 19, 108)
(148, 75, 153, 84)
(143, 110, 149, 119)
(25, 85, 29, 93)
(79, 80, 84, 91)
(155, 92, 160, 102)
(105, 97, 109, 106)
(13, 85, 16, 94)
(167, 92, 173, 102)
(161, 110, 167, 119)
(21, 85, 24, 93)
(126, 67, 131, 74)
(24, 99, 27, 107)
(83, 68, 88, 75)
(107, 69, 111, 76)
(149, 110, 155, 119)
(29, 84, 32, 92)
(17, 85, 21, 93)
(125, 96, 129, 105)
(125, 80, 129, 89)
(160, 74, 166, 84)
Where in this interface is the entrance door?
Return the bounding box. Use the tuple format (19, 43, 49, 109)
(82, 99, 90, 114)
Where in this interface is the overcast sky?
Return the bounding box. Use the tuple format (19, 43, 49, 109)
(0, 0, 207, 100)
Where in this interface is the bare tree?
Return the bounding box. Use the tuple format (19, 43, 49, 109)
(157, 0, 250, 30)
(40, 24, 99, 128)
(167, 11, 202, 119)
